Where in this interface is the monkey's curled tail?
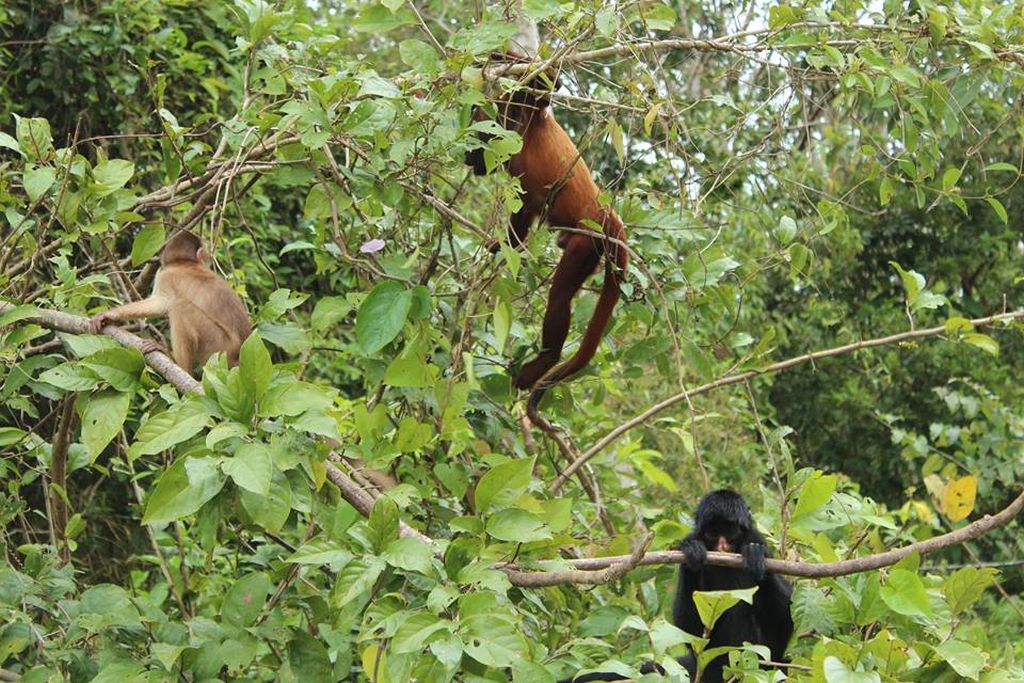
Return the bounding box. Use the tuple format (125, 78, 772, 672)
(527, 211, 628, 421)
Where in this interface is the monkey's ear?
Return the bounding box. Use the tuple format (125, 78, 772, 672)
(196, 247, 207, 264)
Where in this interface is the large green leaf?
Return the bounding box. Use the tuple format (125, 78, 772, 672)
(356, 281, 412, 354)
(78, 389, 131, 461)
(143, 456, 226, 524)
(474, 457, 535, 513)
(221, 572, 271, 628)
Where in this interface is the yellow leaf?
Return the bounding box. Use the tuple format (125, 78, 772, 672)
(361, 644, 387, 682)
(942, 475, 977, 522)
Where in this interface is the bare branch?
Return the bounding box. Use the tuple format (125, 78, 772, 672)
(552, 310, 1024, 491)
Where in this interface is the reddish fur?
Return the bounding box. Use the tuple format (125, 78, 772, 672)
(467, 65, 628, 407)
(90, 231, 252, 376)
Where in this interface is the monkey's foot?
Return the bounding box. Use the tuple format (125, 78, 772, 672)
(139, 340, 168, 355)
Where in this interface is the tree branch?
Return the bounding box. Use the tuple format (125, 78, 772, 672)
(552, 310, 1024, 491)
(501, 488, 1024, 584)
(0, 302, 433, 546)
(8, 303, 1020, 588)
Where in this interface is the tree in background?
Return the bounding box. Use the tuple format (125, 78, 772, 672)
(1, 0, 1023, 680)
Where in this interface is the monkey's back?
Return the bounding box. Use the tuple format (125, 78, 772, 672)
(159, 262, 251, 366)
(510, 110, 604, 227)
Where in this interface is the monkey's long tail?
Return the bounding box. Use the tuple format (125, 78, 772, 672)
(526, 211, 628, 420)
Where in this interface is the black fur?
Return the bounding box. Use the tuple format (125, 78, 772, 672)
(559, 490, 793, 683)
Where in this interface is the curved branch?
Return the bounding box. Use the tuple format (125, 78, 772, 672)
(552, 310, 1024, 491)
(0, 302, 432, 545)
(9, 303, 1021, 588)
(501, 488, 1024, 584)
(506, 531, 653, 587)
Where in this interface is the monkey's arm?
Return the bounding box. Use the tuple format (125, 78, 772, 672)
(672, 536, 707, 634)
(90, 294, 170, 332)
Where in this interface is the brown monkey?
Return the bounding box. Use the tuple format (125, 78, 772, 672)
(90, 231, 251, 376)
(466, 55, 628, 412)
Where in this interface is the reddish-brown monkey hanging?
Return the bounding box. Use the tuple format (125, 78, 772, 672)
(466, 55, 628, 414)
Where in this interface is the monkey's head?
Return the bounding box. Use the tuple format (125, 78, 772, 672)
(161, 230, 204, 266)
(694, 489, 755, 553)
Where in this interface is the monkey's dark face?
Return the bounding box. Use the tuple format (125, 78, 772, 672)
(701, 518, 749, 553)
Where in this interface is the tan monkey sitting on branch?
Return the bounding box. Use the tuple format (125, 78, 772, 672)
(90, 230, 251, 376)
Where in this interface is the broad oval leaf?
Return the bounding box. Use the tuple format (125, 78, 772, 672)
(356, 281, 413, 354)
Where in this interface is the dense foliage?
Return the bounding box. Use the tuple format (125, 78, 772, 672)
(1, 0, 1023, 681)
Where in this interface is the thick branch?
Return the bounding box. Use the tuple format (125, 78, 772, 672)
(501, 488, 1024, 584)
(10, 303, 1021, 588)
(0, 302, 431, 545)
(553, 310, 1024, 491)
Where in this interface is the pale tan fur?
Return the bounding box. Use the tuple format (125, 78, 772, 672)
(91, 233, 251, 376)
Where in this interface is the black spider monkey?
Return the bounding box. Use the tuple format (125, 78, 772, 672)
(559, 490, 793, 682)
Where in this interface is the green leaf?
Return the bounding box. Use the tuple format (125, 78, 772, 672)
(143, 457, 226, 524)
(934, 639, 987, 680)
(791, 472, 836, 524)
(81, 347, 145, 392)
(474, 457, 535, 513)
(152, 643, 187, 671)
(331, 556, 386, 607)
(788, 243, 812, 278)
(261, 381, 334, 418)
(391, 611, 452, 654)
(890, 261, 921, 306)
(23, 165, 55, 202)
(692, 587, 755, 631)
(384, 355, 435, 387)
(492, 299, 511, 352)
(398, 39, 439, 74)
(941, 167, 961, 191)
(822, 656, 882, 682)
(355, 280, 413, 354)
(485, 508, 551, 543)
(879, 176, 894, 206)
(240, 474, 292, 532)
(879, 568, 932, 618)
(222, 442, 273, 496)
(963, 332, 998, 356)
(288, 540, 353, 568)
(889, 65, 920, 87)
(91, 159, 134, 197)
(239, 331, 272, 399)
(643, 2, 677, 30)
(775, 216, 796, 243)
(131, 409, 210, 457)
(310, 296, 351, 332)
(944, 567, 997, 615)
(984, 162, 1017, 172)
(0, 427, 26, 446)
(0, 131, 21, 155)
(368, 496, 400, 551)
(78, 389, 131, 461)
(131, 225, 166, 266)
(14, 115, 54, 160)
(38, 364, 101, 391)
(255, 322, 310, 354)
(383, 537, 435, 574)
(221, 572, 271, 627)
(77, 584, 141, 630)
(460, 614, 527, 667)
(985, 197, 1008, 224)
(287, 630, 333, 683)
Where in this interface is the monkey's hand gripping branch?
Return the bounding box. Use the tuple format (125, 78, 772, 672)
(0, 302, 431, 544)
